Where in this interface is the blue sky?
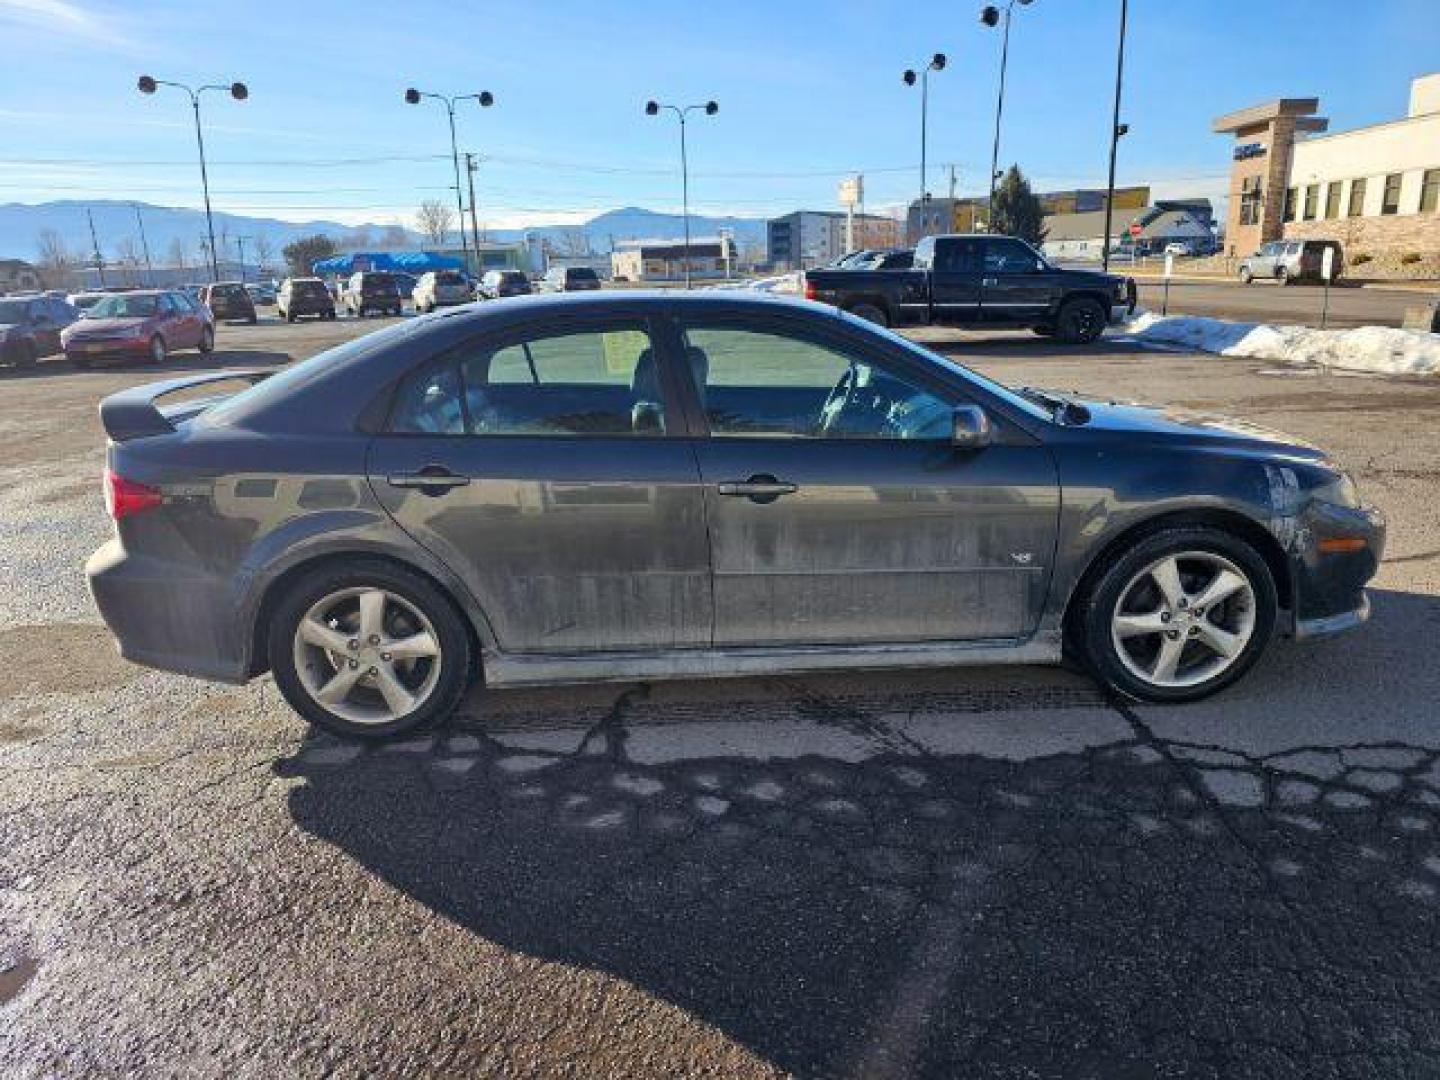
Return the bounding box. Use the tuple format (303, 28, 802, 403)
(1, 0, 1437, 230)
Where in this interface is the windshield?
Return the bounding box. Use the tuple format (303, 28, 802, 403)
(87, 294, 160, 318)
(838, 310, 1052, 423)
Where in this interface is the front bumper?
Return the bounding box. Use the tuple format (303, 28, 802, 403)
(1289, 502, 1386, 639)
(65, 339, 149, 360)
(86, 538, 249, 683)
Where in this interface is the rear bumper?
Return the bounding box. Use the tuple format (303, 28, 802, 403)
(86, 538, 249, 683)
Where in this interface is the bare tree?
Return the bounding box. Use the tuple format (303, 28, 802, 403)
(254, 235, 275, 277)
(112, 236, 145, 285)
(551, 228, 592, 257)
(415, 200, 455, 246)
(35, 229, 78, 289)
(166, 237, 189, 270)
(345, 227, 372, 251)
(381, 224, 410, 250)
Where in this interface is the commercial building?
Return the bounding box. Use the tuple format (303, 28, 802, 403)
(611, 237, 737, 283)
(906, 186, 1151, 244)
(1213, 73, 1440, 264)
(1040, 200, 1215, 261)
(0, 259, 43, 293)
(767, 211, 901, 270)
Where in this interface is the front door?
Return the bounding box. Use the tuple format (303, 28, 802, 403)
(674, 314, 1060, 647)
(367, 315, 711, 653)
(979, 237, 1054, 325)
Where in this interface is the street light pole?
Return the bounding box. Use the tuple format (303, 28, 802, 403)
(645, 100, 719, 289)
(1100, 0, 1129, 273)
(405, 88, 493, 273)
(981, 0, 1035, 222)
(137, 75, 248, 284)
(903, 54, 947, 236)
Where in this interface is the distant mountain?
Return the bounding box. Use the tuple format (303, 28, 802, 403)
(0, 200, 770, 265)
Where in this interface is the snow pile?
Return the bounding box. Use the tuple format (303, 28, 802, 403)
(1120, 312, 1440, 377)
(708, 273, 801, 295)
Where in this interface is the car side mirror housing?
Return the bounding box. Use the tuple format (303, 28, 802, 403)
(952, 404, 993, 450)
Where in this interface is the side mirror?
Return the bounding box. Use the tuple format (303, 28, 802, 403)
(952, 404, 993, 450)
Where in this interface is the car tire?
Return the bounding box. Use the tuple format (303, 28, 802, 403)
(148, 335, 167, 365)
(1055, 296, 1106, 344)
(70, 354, 90, 370)
(1072, 525, 1278, 705)
(285, 311, 295, 323)
(846, 302, 889, 327)
(198, 327, 215, 354)
(1239, 267, 1253, 284)
(248, 314, 258, 325)
(11, 340, 37, 368)
(326, 309, 337, 320)
(1276, 267, 1290, 286)
(267, 558, 474, 742)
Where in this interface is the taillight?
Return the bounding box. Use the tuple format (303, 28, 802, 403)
(104, 468, 163, 520)
(803, 278, 817, 301)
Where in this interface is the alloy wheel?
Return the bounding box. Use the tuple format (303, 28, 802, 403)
(1110, 551, 1256, 689)
(292, 586, 443, 724)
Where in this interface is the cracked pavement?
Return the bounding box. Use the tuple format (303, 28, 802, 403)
(3, 322, 1440, 1078)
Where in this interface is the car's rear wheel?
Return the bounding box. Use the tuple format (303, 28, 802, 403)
(1073, 525, 1277, 704)
(846, 302, 888, 327)
(1239, 267, 1253, 284)
(198, 327, 215, 354)
(268, 559, 472, 741)
(1276, 266, 1291, 286)
(1055, 296, 1106, 344)
(148, 335, 167, 365)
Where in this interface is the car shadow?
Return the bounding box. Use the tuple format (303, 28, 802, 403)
(277, 588, 1440, 1077)
(0, 348, 294, 381)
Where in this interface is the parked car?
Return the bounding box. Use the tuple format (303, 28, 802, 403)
(540, 266, 602, 292)
(86, 291, 1382, 741)
(200, 282, 258, 324)
(0, 294, 78, 367)
(343, 271, 403, 317)
(1238, 240, 1343, 285)
(245, 283, 277, 306)
(804, 234, 1136, 344)
(68, 292, 107, 313)
(390, 273, 419, 307)
(277, 277, 337, 322)
(413, 270, 472, 313)
(477, 270, 533, 299)
(62, 289, 213, 367)
(1163, 242, 1193, 257)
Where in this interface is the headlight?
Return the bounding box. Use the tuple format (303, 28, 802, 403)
(1312, 471, 1361, 508)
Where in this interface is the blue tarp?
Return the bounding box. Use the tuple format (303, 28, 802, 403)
(311, 251, 465, 275)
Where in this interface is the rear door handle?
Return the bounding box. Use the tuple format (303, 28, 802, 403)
(982, 277, 998, 287)
(716, 474, 798, 504)
(386, 466, 471, 494)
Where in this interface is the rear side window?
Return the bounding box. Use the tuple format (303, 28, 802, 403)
(934, 239, 983, 274)
(387, 324, 662, 437)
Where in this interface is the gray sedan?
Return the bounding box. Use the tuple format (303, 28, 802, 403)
(87, 293, 1384, 740)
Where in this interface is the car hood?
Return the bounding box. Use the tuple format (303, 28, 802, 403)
(1062, 395, 1326, 459)
(68, 317, 151, 334)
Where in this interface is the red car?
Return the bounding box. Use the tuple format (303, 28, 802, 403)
(61, 290, 215, 368)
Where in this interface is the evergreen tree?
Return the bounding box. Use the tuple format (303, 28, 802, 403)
(990, 165, 1046, 245)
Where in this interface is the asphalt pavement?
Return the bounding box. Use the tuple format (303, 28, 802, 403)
(3, 313, 1439, 1078)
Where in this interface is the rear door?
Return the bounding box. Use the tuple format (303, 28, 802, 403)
(675, 311, 1060, 646)
(367, 314, 711, 653)
(925, 237, 983, 326)
(979, 238, 1054, 324)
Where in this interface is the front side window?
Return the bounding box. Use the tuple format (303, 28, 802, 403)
(983, 238, 1039, 274)
(1381, 173, 1402, 215)
(681, 324, 953, 441)
(388, 324, 661, 437)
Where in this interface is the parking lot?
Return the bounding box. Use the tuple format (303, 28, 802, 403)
(4, 313, 1440, 1078)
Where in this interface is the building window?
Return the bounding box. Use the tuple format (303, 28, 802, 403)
(1238, 176, 1263, 226)
(1324, 182, 1341, 219)
(1421, 169, 1440, 213)
(1283, 187, 1297, 222)
(1347, 177, 1367, 217)
(1381, 173, 1402, 215)
(1302, 184, 1319, 220)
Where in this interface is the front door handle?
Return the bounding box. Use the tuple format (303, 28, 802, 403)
(982, 276, 998, 287)
(386, 466, 471, 494)
(716, 474, 798, 504)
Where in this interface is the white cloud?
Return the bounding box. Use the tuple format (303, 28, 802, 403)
(0, 0, 136, 48)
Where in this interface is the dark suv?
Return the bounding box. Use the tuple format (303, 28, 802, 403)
(541, 266, 602, 292)
(200, 282, 258, 324)
(344, 272, 403, 318)
(478, 270, 533, 299)
(0, 294, 78, 367)
(278, 277, 337, 322)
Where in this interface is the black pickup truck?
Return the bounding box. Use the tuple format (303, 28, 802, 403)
(804, 233, 1136, 344)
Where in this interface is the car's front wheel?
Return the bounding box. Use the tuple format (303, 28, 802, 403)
(268, 559, 473, 741)
(148, 335, 167, 365)
(198, 327, 215, 354)
(1073, 525, 1277, 704)
(1239, 267, 1253, 284)
(846, 302, 888, 327)
(1055, 296, 1106, 344)
(1277, 266, 1291, 286)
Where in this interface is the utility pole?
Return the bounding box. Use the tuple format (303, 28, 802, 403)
(133, 203, 154, 286)
(949, 164, 958, 200)
(235, 235, 252, 281)
(464, 152, 483, 259)
(86, 208, 106, 288)
(1101, 0, 1129, 273)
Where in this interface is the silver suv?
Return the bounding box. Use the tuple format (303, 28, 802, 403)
(1238, 240, 1343, 285)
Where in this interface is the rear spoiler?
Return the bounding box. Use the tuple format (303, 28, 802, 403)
(99, 369, 273, 442)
